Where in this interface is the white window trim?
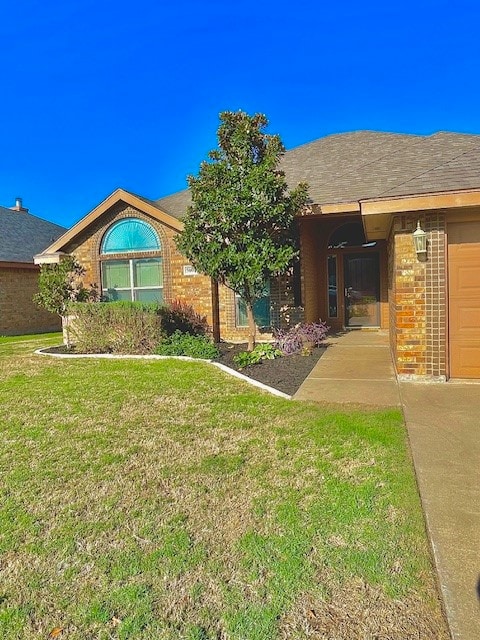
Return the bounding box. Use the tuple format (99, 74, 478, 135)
(101, 258, 163, 302)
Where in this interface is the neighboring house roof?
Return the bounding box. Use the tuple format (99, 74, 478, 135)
(0, 205, 66, 263)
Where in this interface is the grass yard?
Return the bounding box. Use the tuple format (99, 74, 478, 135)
(0, 334, 448, 639)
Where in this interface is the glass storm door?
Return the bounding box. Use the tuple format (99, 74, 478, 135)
(343, 253, 380, 327)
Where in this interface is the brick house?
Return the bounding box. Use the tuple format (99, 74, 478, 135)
(0, 199, 66, 335)
(36, 131, 480, 380)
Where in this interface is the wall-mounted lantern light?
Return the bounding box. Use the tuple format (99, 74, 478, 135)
(413, 221, 427, 258)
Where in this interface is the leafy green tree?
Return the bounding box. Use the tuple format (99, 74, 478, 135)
(176, 111, 309, 350)
(34, 256, 98, 346)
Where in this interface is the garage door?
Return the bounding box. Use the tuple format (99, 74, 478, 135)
(448, 222, 480, 378)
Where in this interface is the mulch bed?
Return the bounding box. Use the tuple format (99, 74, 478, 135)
(214, 343, 326, 396)
(40, 343, 327, 396)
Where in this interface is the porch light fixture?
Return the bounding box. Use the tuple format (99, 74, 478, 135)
(413, 221, 427, 258)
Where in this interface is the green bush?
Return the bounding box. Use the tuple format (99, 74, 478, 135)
(233, 343, 282, 369)
(154, 330, 219, 359)
(69, 301, 162, 354)
(158, 299, 209, 337)
(67, 300, 212, 355)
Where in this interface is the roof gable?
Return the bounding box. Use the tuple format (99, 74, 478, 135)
(43, 188, 183, 254)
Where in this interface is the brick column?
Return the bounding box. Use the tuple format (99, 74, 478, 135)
(299, 219, 320, 323)
(425, 213, 447, 379)
(391, 216, 427, 377)
(391, 213, 447, 380)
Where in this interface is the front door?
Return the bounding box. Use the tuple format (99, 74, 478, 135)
(343, 253, 380, 327)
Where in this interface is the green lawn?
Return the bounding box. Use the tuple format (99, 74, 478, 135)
(0, 334, 447, 639)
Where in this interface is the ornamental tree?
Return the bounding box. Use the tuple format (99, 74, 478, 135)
(34, 256, 98, 347)
(176, 110, 309, 350)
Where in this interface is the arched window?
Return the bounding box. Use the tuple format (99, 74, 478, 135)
(328, 222, 376, 249)
(100, 218, 163, 302)
(101, 218, 160, 254)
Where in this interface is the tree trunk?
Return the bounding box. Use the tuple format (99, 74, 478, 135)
(246, 302, 256, 351)
(62, 315, 71, 349)
(211, 279, 221, 343)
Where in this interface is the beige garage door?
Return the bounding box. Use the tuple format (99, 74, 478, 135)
(448, 222, 480, 378)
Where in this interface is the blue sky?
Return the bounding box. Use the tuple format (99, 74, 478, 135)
(1, 0, 479, 227)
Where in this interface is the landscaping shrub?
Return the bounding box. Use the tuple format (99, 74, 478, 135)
(69, 301, 162, 354)
(273, 321, 329, 355)
(154, 330, 219, 358)
(158, 299, 209, 337)
(233, 343, 282, 369)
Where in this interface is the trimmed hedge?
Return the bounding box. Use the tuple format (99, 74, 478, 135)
(69, 302, 162, 354)
(67, 300, 211, 354)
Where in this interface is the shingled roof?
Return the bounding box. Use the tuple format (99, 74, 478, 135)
(281, 131, 480, 203)
(154, 130, 480, 219)
(0, 205, 66, 263)
(156, 189, 192, 220)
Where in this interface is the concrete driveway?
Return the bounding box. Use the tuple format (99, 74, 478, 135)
(400, 381, 480, 640)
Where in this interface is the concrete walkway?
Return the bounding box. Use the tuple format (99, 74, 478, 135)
(295, 329, 400, 407)
(295, 330, 480, 639)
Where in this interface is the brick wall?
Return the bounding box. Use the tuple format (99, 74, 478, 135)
(218, 275, 304, 344)
(64, 203, 214, 325)
(274, 271, 305, 328)
(63, 202, 303, 342)
(387, 227, 397, 365)
(389, 213, 447, 379)
(0, 264, 61, 335)
(299, 218, 321, 323)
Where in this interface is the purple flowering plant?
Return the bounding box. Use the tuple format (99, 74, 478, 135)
(273, 321, 329, 355)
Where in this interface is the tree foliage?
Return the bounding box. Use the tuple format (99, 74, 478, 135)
(176, 110, 309, 349)
(34, 256, 97, 317)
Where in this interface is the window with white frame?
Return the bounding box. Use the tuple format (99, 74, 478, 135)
(100, 219, 163, 302)
(101, 258, 163, 302)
